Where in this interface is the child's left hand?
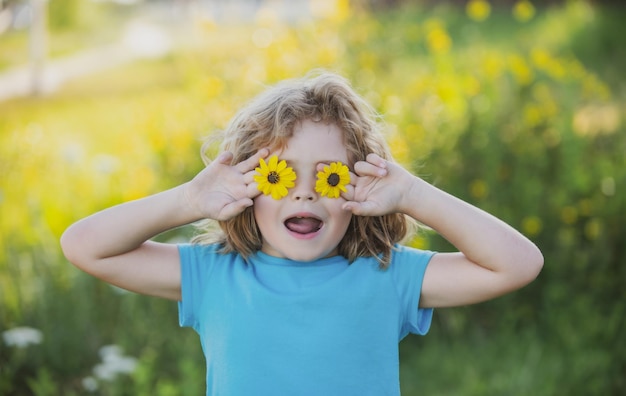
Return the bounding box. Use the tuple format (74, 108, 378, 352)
(342, 153, 417, 217)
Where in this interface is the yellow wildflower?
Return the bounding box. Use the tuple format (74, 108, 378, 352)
(467, 0, 491, 22)
(513, 0, 535, 22)
(254, 156, 297, 200)
(315, 162, 350, 199)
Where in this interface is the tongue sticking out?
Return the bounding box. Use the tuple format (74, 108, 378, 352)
(285, 217, 322, 234)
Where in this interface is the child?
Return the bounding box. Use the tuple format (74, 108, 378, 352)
(61, 71, 543, 395)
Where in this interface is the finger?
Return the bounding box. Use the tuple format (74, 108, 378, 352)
(354, 160, 387, 177)
(218, 198, 254, 220)
(237, 148, 269, 173)
(215, 151, 234, 165)
(243, 164, 270, 193)
(246, 181, 262, 199)
(243, 166, 259, 184)
(343, 200, 380, 216)
(366, 153, 387, 168)
(348, 170, 358, 183)
(343, 201, 366, 215)
(340, 182, 355, 201)
(341, 170, 357, 190)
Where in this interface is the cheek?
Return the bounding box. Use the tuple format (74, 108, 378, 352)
(253, 195, 280, 224)
(328, 201, 352, 227)
(254, 193, 281, 207)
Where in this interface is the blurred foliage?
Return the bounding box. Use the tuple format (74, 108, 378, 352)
(1, 0, 624, 394)
(0, 1, 138, 70)
(48, 0, 82, 31)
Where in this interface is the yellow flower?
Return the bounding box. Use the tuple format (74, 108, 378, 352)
(426, 26, 452, 54)
(315, 162, 350, 198)
(521, 216, 543, 237)
(254, 156, 297, 200)
(513, 0, 535, 22)
(466, 0, 491, 22)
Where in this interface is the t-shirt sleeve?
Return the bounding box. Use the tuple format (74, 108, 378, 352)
(390, 245, 436, 338)
(178, 244, 217, 330)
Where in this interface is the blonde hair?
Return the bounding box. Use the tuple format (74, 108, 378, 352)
(193, 70, 413, 268)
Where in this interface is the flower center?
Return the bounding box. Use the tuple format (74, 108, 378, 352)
(327, 173, 340, 187)
(268, 171, 280, 184)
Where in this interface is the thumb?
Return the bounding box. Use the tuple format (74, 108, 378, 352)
(217, 198, 254, 220)
(343, 201, 376, 216)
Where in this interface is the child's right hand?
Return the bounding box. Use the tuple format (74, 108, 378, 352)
(182, 149, 268, 221)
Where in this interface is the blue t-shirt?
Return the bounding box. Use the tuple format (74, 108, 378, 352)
(178, 244, 435, 396)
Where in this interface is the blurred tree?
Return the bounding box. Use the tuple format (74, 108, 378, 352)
(29, 0, 46, 95)
(47, 0, 80, 31)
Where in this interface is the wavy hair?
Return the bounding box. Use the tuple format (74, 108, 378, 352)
(192, 70, 414, 268)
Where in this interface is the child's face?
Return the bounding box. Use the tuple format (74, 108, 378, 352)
(253, 119, 353, 262)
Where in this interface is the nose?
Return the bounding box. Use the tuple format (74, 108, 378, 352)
(291, 173, 317, 201)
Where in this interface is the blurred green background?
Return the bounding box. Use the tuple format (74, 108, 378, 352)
(1, 0, 624, 394)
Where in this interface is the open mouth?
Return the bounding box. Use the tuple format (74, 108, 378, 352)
(284, 216, 323, 235)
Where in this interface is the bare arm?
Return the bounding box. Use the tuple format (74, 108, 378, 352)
(343, 154, 544, 308)
(60, 150, 266, 300)
(404, 178, 543, 308)
(60, 186, 195, 300)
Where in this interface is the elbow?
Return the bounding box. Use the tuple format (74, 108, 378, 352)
(60, 228, 78, 265)
(517, 242, 544, 287)
(529, 242, 544, 278)
(60, 225, 89, 271)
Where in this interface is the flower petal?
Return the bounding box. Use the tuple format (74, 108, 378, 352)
(268, 155, 278, 169)
(315, 161, 350, 198)
(255, 155, 298, 198)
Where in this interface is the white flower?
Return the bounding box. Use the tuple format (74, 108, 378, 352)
(82, 376, 99, 392)
(93, 362, 118, 382)
(93, 344, 138, 382)
(99, 344, 123, 360)
(2, 326, 43, 348)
